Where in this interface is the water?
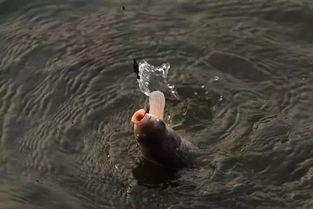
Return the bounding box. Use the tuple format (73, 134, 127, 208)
(136, 60, 178, 99)
(0, 0, 313, 208)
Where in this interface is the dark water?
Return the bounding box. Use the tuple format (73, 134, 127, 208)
(0, 0, 313, 208)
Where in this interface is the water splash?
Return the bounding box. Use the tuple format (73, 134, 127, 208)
(136, 60, 179, 99)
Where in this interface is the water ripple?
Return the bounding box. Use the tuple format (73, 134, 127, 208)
(0, 0, 313, 208)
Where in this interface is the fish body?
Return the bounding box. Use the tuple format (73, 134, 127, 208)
(131, 91, 194, 170)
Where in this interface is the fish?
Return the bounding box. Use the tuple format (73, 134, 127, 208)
(131, 91, 194, 170)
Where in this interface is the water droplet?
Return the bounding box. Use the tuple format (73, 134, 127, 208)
(218, 95, 223, 101)
(137, 60, 177, 98)
(203, 191, 209, 195)
(127, 185, 133, 194)
(201, 85, 205, 88)
(214, 76, 219, 81)
(194, 92, 198, 95)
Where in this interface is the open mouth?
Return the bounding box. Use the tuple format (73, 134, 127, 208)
(131, 109, 146, 125)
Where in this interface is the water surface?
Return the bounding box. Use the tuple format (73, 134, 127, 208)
(0, 0, 313, 208)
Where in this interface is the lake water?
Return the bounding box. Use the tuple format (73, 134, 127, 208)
(0, 0, 313, 208)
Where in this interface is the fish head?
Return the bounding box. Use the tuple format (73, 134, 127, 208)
(131, 108, 168, 147)
(130, 91, 193, 169)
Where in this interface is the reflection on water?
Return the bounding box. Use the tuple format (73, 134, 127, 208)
(0, 0, 313, 208)
(132, 159, 179, 189)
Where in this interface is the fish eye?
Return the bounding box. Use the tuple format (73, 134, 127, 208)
(157, 119, 166, 129)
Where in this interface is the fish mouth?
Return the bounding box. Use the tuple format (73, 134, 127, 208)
(131, 91, 165, 128)
(131, 109, 149, 127)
